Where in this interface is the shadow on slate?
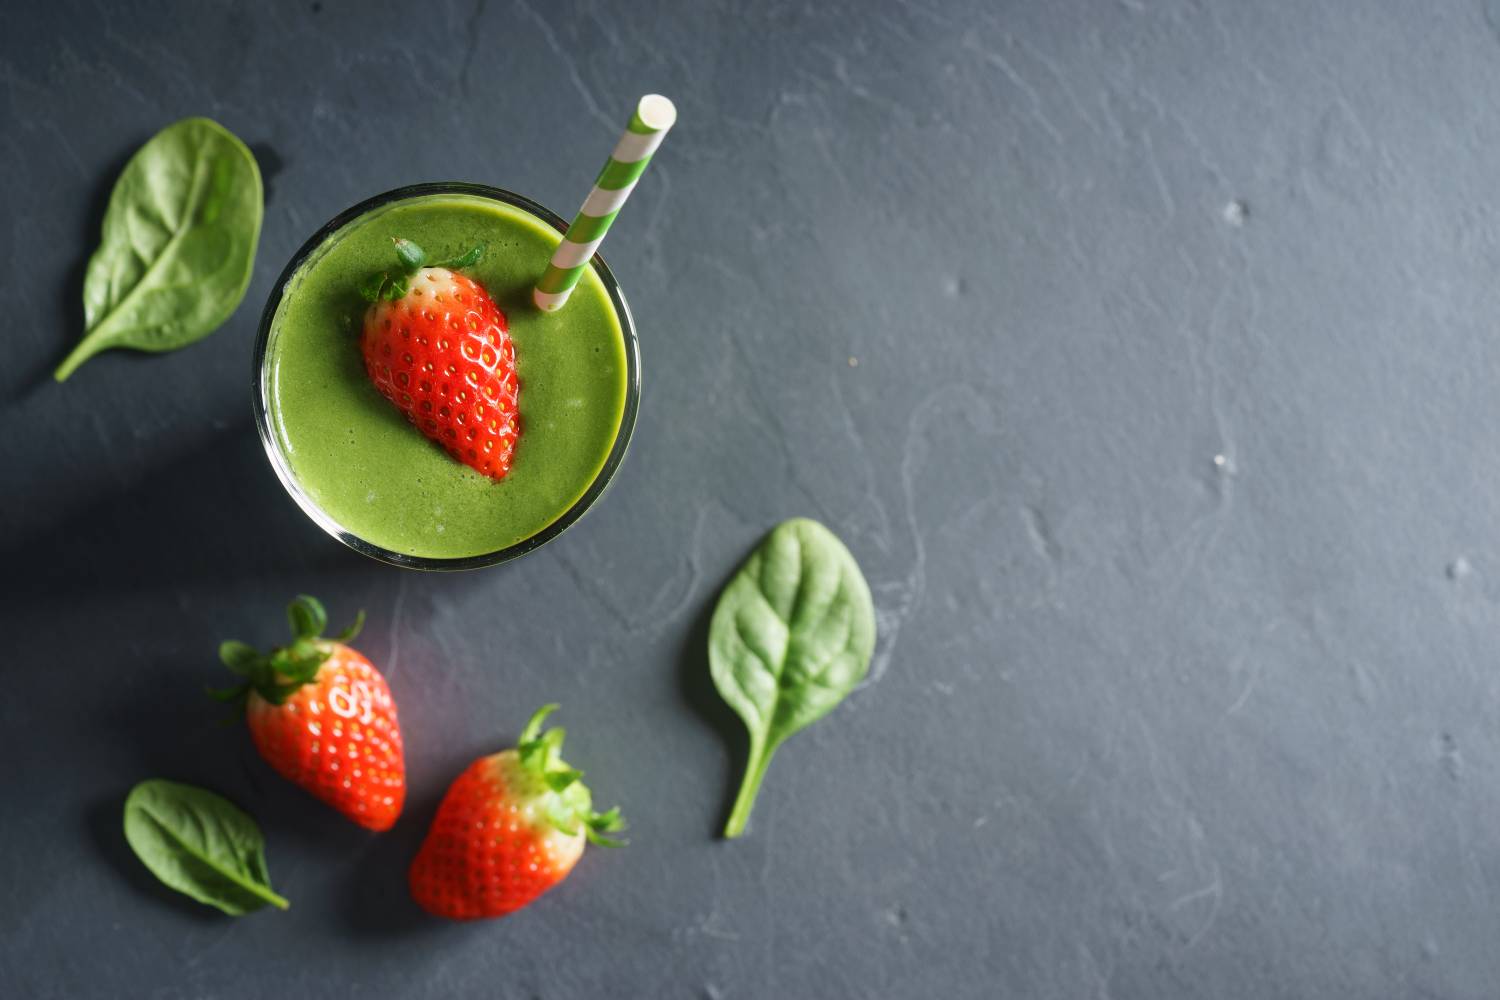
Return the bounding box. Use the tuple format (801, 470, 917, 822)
(0, 421, 360, 605)
(83, 651, 268, 923)
(93, 653, 247, 780)
(675, 539, 760, 837)
(338, 784, 450, 938)
(247, 141, 284, 207)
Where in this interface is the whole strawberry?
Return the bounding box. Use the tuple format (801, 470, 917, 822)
(409, 705, 624, 920)
(358, 239, 520, 480)
(215, 596, 405, 831)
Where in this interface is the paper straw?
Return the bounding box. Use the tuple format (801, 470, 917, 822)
(533, 94, 677, 312)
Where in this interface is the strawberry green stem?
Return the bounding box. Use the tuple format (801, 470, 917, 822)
(216, 596, 360, 706)
(723, 737, 776, 839)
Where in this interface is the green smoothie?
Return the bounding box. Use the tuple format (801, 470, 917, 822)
(264, 193, 629, 560)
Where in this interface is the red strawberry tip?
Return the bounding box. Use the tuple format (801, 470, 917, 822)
(213, 595, 366, 707)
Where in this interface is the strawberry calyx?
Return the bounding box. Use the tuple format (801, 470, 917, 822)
(515, 704, 627, 847)
(210, 595, 366, 707)
(358, 237, 486, 304)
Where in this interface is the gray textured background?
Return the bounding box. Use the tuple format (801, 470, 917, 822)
(4, 0, 1500, 996)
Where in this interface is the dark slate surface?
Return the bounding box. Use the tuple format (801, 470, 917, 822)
(5, 0, 1500, 996)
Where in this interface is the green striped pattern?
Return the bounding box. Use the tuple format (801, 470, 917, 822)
(534, 95, 676, 312)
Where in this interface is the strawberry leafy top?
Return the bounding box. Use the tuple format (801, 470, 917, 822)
(359, 237, 486, 303)
(516, 704, 627, 847)
(212, 595, 365, 706)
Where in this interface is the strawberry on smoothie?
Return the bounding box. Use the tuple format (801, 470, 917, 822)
(358, 242, 521, 480)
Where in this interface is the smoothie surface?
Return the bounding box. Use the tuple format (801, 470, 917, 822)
(265, 193, 629, 559)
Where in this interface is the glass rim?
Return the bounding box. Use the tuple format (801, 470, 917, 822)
(250, 182, 642, 572)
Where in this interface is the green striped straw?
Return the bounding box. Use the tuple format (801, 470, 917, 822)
(533, 94, 677, 312)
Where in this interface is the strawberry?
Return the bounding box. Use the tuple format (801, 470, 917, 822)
(215, 596, 405, 831)
(358, 239, 520, 480)
(409, 705, 625, 920)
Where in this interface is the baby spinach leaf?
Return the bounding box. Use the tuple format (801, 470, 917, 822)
(122, 779, 288, 916)
(56, 117, 264, 381)
(710, 518, 876, 838)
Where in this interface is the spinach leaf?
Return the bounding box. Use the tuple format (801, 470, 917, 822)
(56, 117, 263, 381)
(122, 779, 288, 915)
(710, 518, 876, 838)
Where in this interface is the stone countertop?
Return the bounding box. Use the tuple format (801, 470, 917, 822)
(5, 0, 1500, 996)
